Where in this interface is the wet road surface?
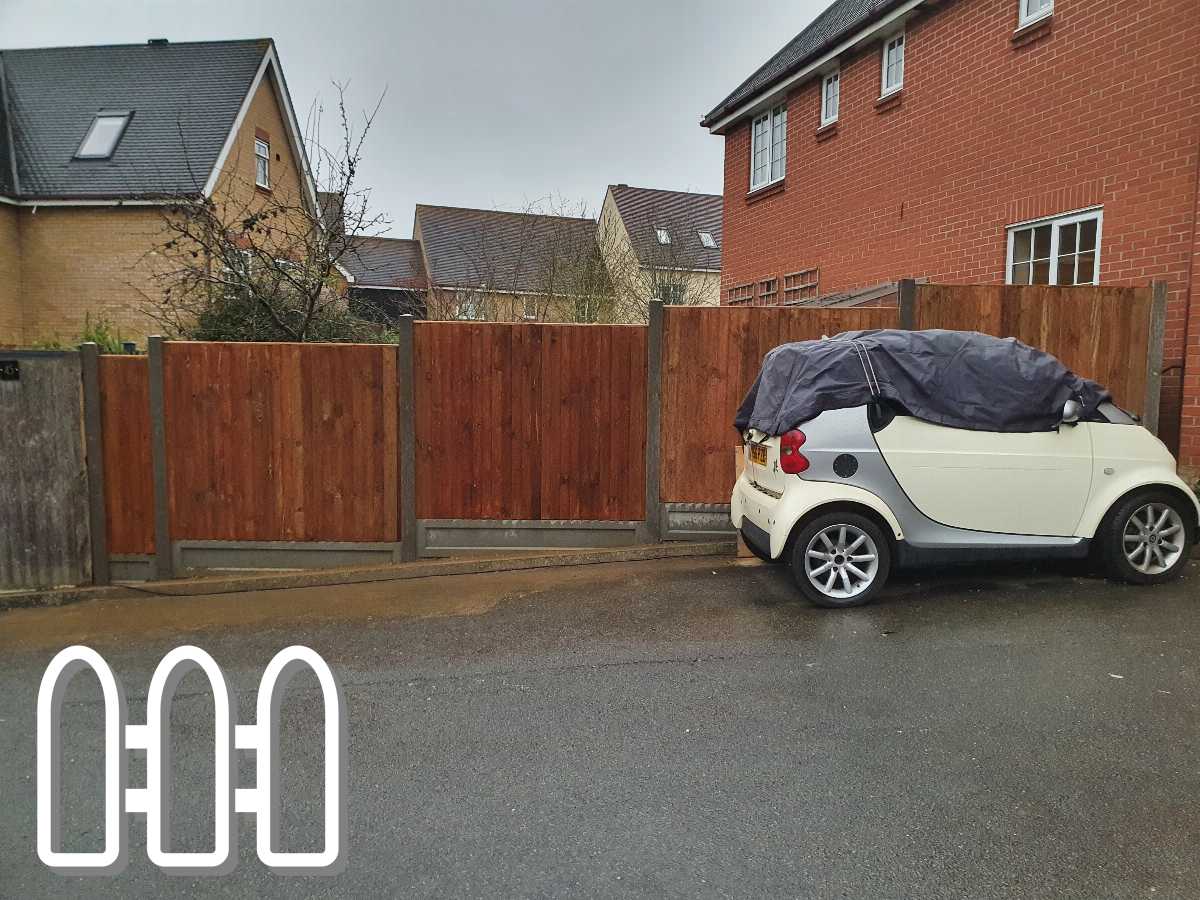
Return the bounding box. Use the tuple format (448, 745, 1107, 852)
(1, 554, 1198, 898)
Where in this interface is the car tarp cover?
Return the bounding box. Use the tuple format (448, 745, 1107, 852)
(734, 329, 1111, 435)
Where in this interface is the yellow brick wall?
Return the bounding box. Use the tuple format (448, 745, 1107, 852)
(18, 205, 165, 346)
(12, 64, 319, 346)
(211, 71, 309, 226)
(0, 204, 21, 344)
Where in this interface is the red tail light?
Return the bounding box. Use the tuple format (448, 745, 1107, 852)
(779, 429, 810, 474)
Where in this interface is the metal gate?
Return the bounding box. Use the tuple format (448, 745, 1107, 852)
(0, 351, 91, 589)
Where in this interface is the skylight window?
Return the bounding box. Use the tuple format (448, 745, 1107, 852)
(76, 111, 132, 159)
(698, 231, 717, 249)
(655, 227, 671, 245)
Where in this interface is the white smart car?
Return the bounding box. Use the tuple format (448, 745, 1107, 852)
(732, 334, 1199, 608)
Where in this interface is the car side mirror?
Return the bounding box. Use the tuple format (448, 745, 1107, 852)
(1061, 399, 1082, 425)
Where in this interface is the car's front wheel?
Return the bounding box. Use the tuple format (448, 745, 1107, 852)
(1100, 490, 1194, 585)
(790, 511, 891, 608)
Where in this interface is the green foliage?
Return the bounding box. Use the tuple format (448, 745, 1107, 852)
(185, 288, 393, 344)
(78, 314, 127, 353)
(21, 315, 129, 351)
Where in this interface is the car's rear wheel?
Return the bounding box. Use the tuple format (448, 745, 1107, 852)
(1100, 490, 1193, 585)
(790, 512, 891, 608)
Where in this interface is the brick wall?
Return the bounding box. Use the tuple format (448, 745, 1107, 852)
(18, 205, 163, 345)
(0, 204, 21, 343)
(717, 0, 1200, 473)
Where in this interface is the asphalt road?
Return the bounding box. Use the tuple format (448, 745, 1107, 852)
(1, 554, 1199, 899)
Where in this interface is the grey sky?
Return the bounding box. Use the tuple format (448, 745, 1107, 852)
(0, 0, 826, 238)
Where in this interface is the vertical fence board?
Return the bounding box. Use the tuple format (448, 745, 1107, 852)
(97, 356, 155, 555)
(660, 305, 898, 503)
(162, 342, 398, 542)
(0, 352, 91, 589)
(917, 284, 1153, 417)
(414, 322, 645, 521)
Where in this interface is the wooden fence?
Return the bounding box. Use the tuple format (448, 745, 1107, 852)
(414, 323, 646, 521)
(68, 281, 1163, 583)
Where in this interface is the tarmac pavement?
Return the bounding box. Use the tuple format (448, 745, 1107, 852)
(1, 553, 1199, 898)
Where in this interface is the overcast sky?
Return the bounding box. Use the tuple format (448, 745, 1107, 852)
(1, 0, 826, 237)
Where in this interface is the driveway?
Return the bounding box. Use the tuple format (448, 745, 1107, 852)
(1, 555, 1198, 898)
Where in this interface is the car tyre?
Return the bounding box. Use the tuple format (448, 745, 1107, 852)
(1099, 490, 1194, 585)
(790, 511, 891, 608)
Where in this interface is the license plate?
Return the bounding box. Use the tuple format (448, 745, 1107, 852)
(749, 444, 768, 467)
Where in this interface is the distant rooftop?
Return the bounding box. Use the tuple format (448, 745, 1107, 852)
(608, 184, 722, 271)
(415, 204, 599, 293)
(342, 236, 427, 290)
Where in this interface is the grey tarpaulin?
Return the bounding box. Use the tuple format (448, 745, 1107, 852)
(733, 329, 1111, 436)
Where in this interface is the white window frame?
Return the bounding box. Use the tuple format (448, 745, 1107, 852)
(749, 103, 787, 191)
(254, 138, 270, 189)
(698, 230, 717, 249)
(655, 227, 671, 245)
(1005, 207, 1103, 287)
(1018, 0, 1053, 28)
(75, 111, 132, 159)
(821, 70, 840, 126)
(880, 31, 905, 97)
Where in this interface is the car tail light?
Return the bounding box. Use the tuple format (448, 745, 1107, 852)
(779, 429, 809, 474)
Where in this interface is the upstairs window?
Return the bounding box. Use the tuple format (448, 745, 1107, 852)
(655, 227, 671, 245)
(76, 111, 132, 159)
(1019, 0, 1053, 27)
(698, 231, 717, 249)
(750, 103, 787, 191)
(1007, 209, 1102, 286)
(255, 138, 270, 188)
(881, 32, 905, 96)
(821, 71, 840, 126)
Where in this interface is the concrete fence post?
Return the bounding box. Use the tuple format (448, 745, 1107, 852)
(147, 336, 174, 579)
(397, 316, 419, 561)
(79, 342, 110, 586)
(1143, 280, 1168, 435)
(643, 300, 665, 543)
(898, 278, 918, 330)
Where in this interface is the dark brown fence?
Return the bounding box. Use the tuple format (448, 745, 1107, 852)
(915, 284, 1156, 418)
(414, 322, 646, 521)
(161, 342, 400, 542)
(77, 281, 1163, 581)
(98, 356, 154, 555)
(660, 306, 898, 504)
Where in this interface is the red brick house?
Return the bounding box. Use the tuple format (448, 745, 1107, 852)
(701, 0, 1200, 477)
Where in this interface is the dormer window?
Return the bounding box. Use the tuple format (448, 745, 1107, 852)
(255, 138, 271, 188)
(698, 231, 717, 249)
(655, 227, 671, 245)
(75, 111, 131, 159)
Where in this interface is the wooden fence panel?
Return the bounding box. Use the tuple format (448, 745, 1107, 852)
(0, 352, 91, 589)
(661, 305, 899, 503)
(163, 342, 399, 542)
(98, 356, 154, 555)
(916, 284, 1152, 415)
(414, 322, 646, 521)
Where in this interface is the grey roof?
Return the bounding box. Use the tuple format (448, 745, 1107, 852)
(608, 184, 722, 271)
(342, 236, 428, 289)
(415, 204, 599, 293)
(701, 0, 905, 128)
(0, 39, 270, 199)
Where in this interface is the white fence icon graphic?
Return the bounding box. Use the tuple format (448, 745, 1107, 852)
(36, 644, 346, 876)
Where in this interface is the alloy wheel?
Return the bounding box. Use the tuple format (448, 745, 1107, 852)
(1122, 502, 1185, 576)
(804, 523, 880, 599)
